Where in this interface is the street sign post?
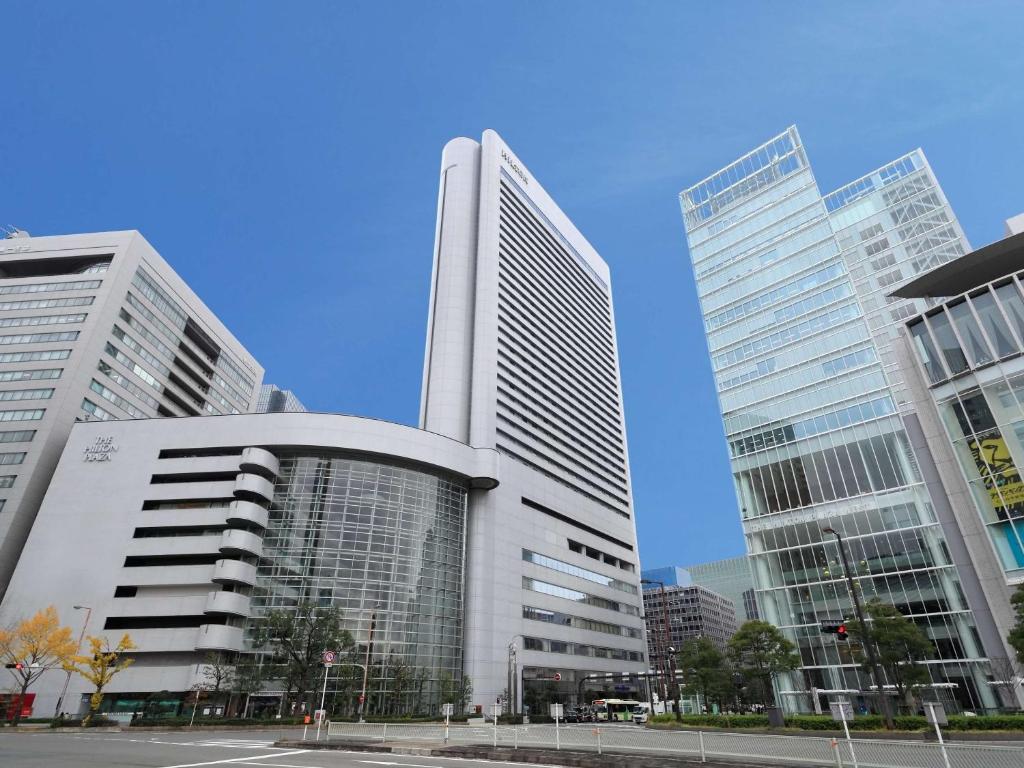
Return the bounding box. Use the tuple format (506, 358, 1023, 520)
(830, 700, 858, 767)
(925, 703, 951, 768)
(442, 702, 453, 743)
(550, 703, 563, 750)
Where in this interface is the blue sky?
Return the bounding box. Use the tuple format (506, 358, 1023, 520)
(3, 2, 1023, 569)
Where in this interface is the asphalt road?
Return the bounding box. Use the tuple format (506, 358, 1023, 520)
(0, 729, 552, 768)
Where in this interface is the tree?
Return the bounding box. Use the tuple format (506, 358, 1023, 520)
(678, 637, 731, 713)
(727, 620, 799, 708)
(0, 606, 76, 725)
(201, 652, 235, 694)
(1008, 583, 1024, 664)
(987, 657, 1020, 709)
(440, 672, 472, 712)
(230, 658, 265, 718)
(65, 634, 136, 725)
(846, 600, 932, 713)
(250, 603, 355, 714)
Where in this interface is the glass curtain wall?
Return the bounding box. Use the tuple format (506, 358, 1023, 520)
(251, 452, 468, 716)
(908, 275, 1024, 579)
(681, 126, 995, 712)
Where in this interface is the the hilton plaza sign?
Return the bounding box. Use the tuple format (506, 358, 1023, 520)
(83, 436, 118, 462)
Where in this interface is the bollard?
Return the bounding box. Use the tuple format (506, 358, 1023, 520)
(592, 728, 601, 755)
(514, 725, 518, 750)
(831, 737, 843, 768)
(382, 723, 388, 743)
(699, 730, 706, 763)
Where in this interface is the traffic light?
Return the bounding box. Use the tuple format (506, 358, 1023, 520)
(820, 619, 848, 638)
(4, 662, 23, 669)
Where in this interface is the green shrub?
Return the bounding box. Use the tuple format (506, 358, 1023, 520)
(946, 715, 1024, 731)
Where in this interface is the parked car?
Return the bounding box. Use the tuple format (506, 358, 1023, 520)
(631, 704, 650, 724)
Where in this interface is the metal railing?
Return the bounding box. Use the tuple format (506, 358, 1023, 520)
(323, 721, 1024, 768)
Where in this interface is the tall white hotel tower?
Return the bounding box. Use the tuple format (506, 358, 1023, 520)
(422, 130, 646, 709)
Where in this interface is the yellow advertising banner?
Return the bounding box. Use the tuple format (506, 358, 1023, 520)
(967, 433, 1024, 515)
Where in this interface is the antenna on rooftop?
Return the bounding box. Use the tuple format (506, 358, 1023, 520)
(3, 225, 30, 239)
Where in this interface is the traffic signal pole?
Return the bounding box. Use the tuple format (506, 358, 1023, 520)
(823, 527, 894, 731)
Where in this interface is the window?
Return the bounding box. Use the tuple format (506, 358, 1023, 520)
(0, 349, 70, 363)
(89, 380, 145, 418)
(927, 311, 968, 376)
(0, 369, 61, 383)
(0, 409, 44, 422)
(0, 453, 26, 465)
(909, 320, 945, 383)
(0, 313, 86, 328)
(869, 252, 896, 271)
(522, 605, 641, 638)
(0, 296, 94, 311)
(0, 388, 54, 402)
(890, 305, 916, 323)
(994, 283, 1024, 346)
(972, 290, 1018, 357)
(0, 331, 79, 345)
(0, 279, 101, 296)
(948, 301, 992, 367)
(97, 361, 160, 410)
(522, 576, 641, 615)
(522, 549, 637, 594)
(0, 430, 34, 443)
(0, 476, 15, 488)
(876, 269, 904, 288)
(859, 223, 884, 241)
(132, 268, 187, 329)
(865, 239, 891, 258)
(81, 398, 114, 421)
(113, 586, 138, 598)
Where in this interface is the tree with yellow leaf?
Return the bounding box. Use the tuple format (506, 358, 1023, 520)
(65, 634, 136, 725)
(0, 606, 76, 725)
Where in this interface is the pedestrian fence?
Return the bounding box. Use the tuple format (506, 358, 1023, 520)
(324, 721, 1024, 768)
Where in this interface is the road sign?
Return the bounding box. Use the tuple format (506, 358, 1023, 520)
(829, 701, 854, 722)
(441, 703, 454, 717)
(553, 672, 561, 681)
(314, 709, 326, 723)
(924, 702, 948, 726)
(549, 703, 564, 719)
(322, 650, 337, 665)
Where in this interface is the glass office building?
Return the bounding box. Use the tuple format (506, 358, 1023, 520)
(680, 126, 995, 712)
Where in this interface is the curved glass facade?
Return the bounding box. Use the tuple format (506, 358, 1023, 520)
(909, 274, 1024, 577)
(252, 452, 468, 714)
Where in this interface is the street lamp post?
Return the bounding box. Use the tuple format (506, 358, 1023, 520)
(667, 646, 681, 721)
(822, 526, 895, 731)
(54, 605, 91, 717)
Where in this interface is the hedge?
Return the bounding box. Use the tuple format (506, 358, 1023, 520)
(651, 713, 1024, 732)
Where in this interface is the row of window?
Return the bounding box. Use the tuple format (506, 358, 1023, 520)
(0, 296, 94, 312)
(714, 302, 861, 370)
(0, 430, 35, 443)
(0, 349, 70, 364)
(522, 635, 643, 662)
(0, 409, 44, 422)
(81, 398, 114, 421)
(0, 452, 26, 465)
(0, 331, 79, 346)
(522, 549, 638, 595)
(0, 313, 86, 328)
(522, 605, 641, 638)
(730, 395, 896, 457)
(910, 278, 1024, 384)
(0, 368, 61, 383)
(0, 388, 54, 402)
(98, 361, 160, 411)
(522, 576, 640, 616)
(0, 279, 101, 297)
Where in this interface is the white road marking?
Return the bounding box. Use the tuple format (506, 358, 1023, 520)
(158, 749, 308, 768)
(357, 763, 439, 767)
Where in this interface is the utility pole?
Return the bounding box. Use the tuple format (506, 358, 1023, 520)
(54, 605, 91, 716)
(823, 526, 895, 731)
(357, 608, 377, 723)
(641, 578, 673, 707)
